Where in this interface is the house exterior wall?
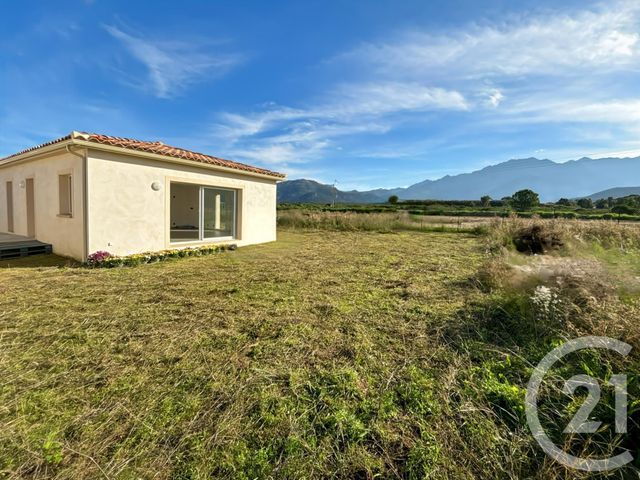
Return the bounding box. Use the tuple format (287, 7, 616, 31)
(0, 151, 85, 259)
(86, 149, 278, 257)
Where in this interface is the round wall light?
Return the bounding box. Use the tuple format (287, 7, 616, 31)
(151, 181, 162, 191)
(19, 180, 25, 189)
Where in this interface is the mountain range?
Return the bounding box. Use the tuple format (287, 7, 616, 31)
(585, 186, 640, 200)
(277, 156, 640, 203)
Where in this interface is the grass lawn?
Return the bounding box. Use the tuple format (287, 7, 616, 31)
(1, 228, 637, 478)
(0, 231, 494, 478)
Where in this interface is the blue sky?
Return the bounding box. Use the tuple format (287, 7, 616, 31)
(2, 0, 640, 189)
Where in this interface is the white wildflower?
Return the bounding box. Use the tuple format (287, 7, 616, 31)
(531, 285, 562, 322)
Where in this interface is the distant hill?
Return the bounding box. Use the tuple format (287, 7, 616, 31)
(584, 186, 640, 200)
(277, 179, 393, 204)
(278, 156, 640, 203)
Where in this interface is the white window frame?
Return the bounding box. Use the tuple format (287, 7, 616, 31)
(58, 173, 73, 217)
(6, 181, 14, 232)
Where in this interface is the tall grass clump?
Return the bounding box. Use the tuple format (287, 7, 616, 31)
(467, 215, 640, 478)
(486, 216, 640, 254)
(278, 209, 406, 231)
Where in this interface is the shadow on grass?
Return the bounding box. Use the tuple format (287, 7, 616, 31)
(0, 254, 80, 269)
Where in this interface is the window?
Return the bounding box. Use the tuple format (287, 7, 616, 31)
(58, 174, 72, 216)
(170, 182, 237, 243)
(6, 181, 13, 232)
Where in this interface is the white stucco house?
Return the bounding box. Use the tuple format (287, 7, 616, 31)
(0, 132, 286, 261)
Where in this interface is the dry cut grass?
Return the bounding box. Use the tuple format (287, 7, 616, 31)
(1, 230, 500, 479)
(1, 225, 638, 479)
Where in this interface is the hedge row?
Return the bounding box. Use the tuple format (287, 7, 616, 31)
(86, 244, 236, 268)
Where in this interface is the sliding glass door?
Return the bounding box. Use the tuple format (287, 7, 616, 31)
(203, 187, 236, 239)
(170, 183, 237, 243)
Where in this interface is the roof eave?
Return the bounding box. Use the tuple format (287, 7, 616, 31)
(72, 139, 286, 181)
(0, 138, 73, 167)
(0, 135, 287, 181)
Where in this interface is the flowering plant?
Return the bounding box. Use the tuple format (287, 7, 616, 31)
(85, 244, 236, 268)
(531, 285, 562, 323)
(87, 251, 112, 266)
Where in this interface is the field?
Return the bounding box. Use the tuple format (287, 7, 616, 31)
(1, 219, 639, 478)
(278, 200, 640, 222)
(277, 209, 492, 232)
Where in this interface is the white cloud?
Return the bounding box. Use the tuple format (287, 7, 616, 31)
(206, 1, 640, 174)
(328, 1, 640, 127)
(495, 96, 640, 126)
(212, 107, 307, 141)
(335, 1, 640, 136)
(345, 2, 640, 80)
(214, 82, 466, 142)
(541, 100, 640, 124)
(219, 117, 393, 166)
(209, 82, 467, 167)
(326, 82, 468, 116)
(229, 142, 329, 166)
(104, 25, 242, 98)
(483, 88, 504, 108)
(588, 148, 640, 158)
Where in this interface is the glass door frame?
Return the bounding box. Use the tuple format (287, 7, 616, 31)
(169, 182, 238, 244)
(199, 186, 237, 241)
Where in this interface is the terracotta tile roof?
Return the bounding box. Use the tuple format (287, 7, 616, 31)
(1, 133, 74, 159)
(1, 131, 286, 179)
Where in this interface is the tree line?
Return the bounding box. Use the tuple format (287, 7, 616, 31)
(389, 189, 640, 215)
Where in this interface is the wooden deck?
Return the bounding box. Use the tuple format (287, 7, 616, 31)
(0, 233, 53, 259)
